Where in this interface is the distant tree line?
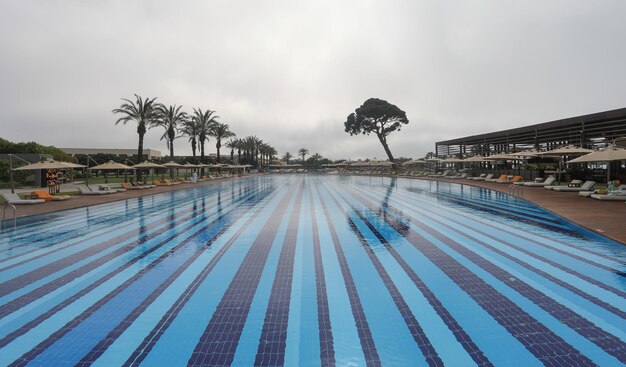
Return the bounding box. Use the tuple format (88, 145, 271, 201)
(113, 94, 278, 179)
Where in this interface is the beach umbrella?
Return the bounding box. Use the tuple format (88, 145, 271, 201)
(568, 146, 626, 182)
(161, 161, 184, 179)
(539, 145, 594, 156)
(484, 153, 517, 160)
(507, 149, 543, 158)
(11, 158, 85, 194)
(539, 145, 595, 183)
(12, 159, 82, 170)
(88, 160, 135, 183)
(132, 161, 165, 182)
(88, 160, 134, 170)
(182, 162, 201, 178)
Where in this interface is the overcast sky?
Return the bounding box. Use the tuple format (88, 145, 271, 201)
(1, 1, 626, 160)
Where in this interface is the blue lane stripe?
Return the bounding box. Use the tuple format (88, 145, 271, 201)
(253, 188, 303, 366)
(356, 182, 626, 318)
(123, 184, 288, 367)
(74, 189, 272, 365)
(0, 186, 261, 341)
(309, 189, 334, 366)
(9, 190, 256, 367)
(284, 189, 321, 366)
(186, 183, 299, 366)
(315, 185, 381, 367)
(310, 184, 366, 366)
(340, 182, 596, 367)
(388, 181, 626, 279)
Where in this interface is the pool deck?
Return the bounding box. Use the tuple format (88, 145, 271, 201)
(3, 173, 626, 245)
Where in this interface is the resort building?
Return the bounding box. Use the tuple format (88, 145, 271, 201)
(60, 148, 161, 160)
(435, 107, 626, 157)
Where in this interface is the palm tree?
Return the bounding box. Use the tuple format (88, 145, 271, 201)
(210, 122, 236, 163)
(179, 116, 199, 163)
(112, 94, 159, 180)
(191, 108, 219, 166)
(154, 104, 187, 158)
(225, 139, 237, 162)
(282, 152, 292, 164)
(311, 153, 322, 167)
(298, 148, 309, 163)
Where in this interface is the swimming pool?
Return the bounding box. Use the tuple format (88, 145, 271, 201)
(0, 175, 624, 366)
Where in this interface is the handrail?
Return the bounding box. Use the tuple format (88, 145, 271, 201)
(508, 183, 524, 198)
(1, 204, 17, 230)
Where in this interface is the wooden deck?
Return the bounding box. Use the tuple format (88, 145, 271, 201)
(2, 174, 626, 245)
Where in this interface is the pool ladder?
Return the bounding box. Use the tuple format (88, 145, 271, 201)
(508, 184, 524, 198)
(1, 204, 16, 231)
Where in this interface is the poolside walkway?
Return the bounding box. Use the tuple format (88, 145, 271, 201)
(0, 176, 245, 220)
(414, 176, 626, 245)
(3, 173, 626, 245)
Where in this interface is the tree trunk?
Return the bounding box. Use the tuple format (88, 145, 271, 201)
(191, 140, 197, 164)
(200, 142, 205, 176)
(216, 141, 221, 163)
(377, 133, 395, 163)
(137, 133, 144, 181)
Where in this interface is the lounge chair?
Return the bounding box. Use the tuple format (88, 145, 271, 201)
(449, 173, 468, 179)
(121, 182, 149, 190)
(470, 173, 486, 180)
(522, 177, 556, 187)
(77, 186, 113, 195)
(473, 173, 493, 181)
(486, 174, 508, 182)
(153, 180, 174, 186)
(588, 185, 626, 200)
(545, 179, 583, 190)
(2, 193, 45, 205)
(552, 181, 596, 192)
(31, 190, 71, 201)
(501, 175, 522, 184)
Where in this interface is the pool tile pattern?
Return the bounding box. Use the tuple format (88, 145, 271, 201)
(0, 175, 624, 366)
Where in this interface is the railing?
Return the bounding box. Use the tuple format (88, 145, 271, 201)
(508, 184, 524, 198)
(1, 204, 16, 230)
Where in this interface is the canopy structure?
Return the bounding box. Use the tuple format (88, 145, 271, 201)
(161, 161, 185, 168)
(87, 160, 135, 183)
(132, 161, 165, 182)
(568, 146, 626, 182)
(88, 160, 134, 170)
(10, 158, 85, 193)
(463, 155, 491, 162)
(484, 153, 518, 160)
(507, 149, 543, 158)
(538, 145, 595, 183)
(132, 161, 165, 169)
(12, 159, 84, 171)
(539, 145, 594, 157)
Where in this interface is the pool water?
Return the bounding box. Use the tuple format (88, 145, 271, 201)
(0, 175, 624, 366)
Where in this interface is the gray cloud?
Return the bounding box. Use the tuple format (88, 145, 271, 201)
(2, 0, 626, 160)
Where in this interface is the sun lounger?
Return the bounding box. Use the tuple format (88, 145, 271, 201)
(2, 193, 45, 204)
(448, 173, 468, 179)
(545, 179, 583, 190)
(522, 177, 556, 187)
(31, 190, 71, 201)
(486, 174, 507, 182)
(590, 193, 626, 201)
(77, 186, 113, 195)
(552, 181, 596, 192)
(473, 174, 493, 181)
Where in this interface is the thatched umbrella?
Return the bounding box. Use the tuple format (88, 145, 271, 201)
(88, 160, 135, 183)
(132, 161, 165, 182)
(12, 158, 86, 194)
(568, 146, 626, 183)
